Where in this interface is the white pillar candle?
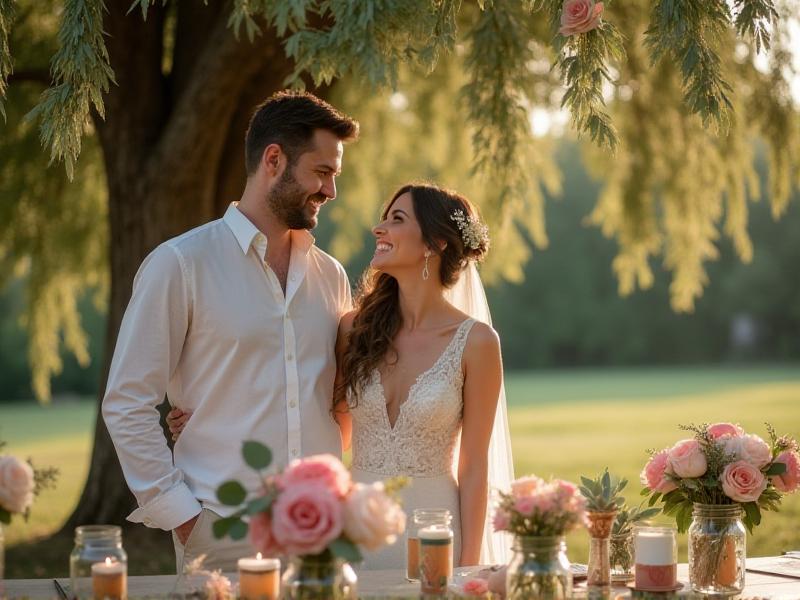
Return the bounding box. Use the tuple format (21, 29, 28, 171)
(634, 526, 677, 590)
(238, 553, 280, 600)
(91, 558, 126, 600)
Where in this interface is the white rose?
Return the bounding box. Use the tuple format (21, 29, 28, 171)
(0, 455, 35, 514)
(343, 482, 406, 551)
(724, 434, 772, 469)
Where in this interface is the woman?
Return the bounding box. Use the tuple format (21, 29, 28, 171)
(168, 183, 513, 568)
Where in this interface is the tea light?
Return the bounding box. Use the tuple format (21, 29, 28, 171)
(419, 525, 454, 595)
(91, 557, 127, 600)
(237, 553, 280, 600)
(634, 527, 677, 591)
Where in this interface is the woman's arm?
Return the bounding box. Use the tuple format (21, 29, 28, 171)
(457, 322, 503, 566)
(332, 311, 356, 452)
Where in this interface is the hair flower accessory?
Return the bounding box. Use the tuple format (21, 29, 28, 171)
(450, 209, 490, 252)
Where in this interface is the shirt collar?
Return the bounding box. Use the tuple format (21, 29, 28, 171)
(223, 202, 316, 257)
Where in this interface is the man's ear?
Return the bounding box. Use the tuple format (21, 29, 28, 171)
(262, 143, 284, 175)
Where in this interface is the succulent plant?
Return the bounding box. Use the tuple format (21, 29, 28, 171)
(612, 504, 661, 536)
(580, 468, 627, 513)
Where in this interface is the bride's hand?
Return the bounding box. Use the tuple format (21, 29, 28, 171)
(166, 408, 192, 441)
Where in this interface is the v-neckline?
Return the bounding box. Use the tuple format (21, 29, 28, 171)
(376, 319, 471, 431)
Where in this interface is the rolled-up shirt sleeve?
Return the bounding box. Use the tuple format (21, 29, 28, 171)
(102, 243, 201, 531)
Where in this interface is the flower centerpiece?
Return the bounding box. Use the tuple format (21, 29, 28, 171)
(493, 475, 587, 600)
(578, 469, 626, 589)
(0, 439, 59, 579)
(640, 422, 799, 596)
(213, 442, 406, 599)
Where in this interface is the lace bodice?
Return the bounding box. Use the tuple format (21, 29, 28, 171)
(350, 319, 476, 477)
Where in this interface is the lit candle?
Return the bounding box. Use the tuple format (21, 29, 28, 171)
(419, 525, 453, 596)
(634, 526, 677, 591)
(237, 553, 280, 600)
(91, 557, 127, 600)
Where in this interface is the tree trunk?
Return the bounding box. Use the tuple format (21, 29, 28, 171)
(63, 0, 297, 530)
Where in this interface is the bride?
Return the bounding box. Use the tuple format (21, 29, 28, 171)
(334, 183, 512, 568)
(168, 183, 513, 567)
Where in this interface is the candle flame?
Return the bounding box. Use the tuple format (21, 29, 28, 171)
(256, 552, 262, 560)
(105, 557, 113, 566)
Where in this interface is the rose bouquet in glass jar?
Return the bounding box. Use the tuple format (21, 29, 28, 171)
(493, 475, 587, 600)
(214, 442, 406, 600)
(640, 423, 799, 596)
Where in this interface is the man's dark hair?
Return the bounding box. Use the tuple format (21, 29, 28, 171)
(245, 91, 359, 175)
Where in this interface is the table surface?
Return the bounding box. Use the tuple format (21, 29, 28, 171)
(2, 559, 799, 599)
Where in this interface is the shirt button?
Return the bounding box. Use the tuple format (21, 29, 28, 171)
(289, 400, 297, 408)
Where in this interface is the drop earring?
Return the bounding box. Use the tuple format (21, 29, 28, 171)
(422, 250, 431, 281)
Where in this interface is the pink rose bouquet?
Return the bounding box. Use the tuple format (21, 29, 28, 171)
(493, 474, 587, 537)
(213, 441, 405, 564)
(0, 440, 58, 524)
(640, 423, 798, 531)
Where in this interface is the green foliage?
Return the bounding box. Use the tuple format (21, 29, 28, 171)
(612, 503, 660, 536)
(580, 468, 627, 512)
(0, 0, 13, 120)
(216, 480, 247, 506)
(329, 537, 363, 564)
(242, 440, 273, 471)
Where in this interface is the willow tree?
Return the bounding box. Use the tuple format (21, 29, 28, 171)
(1, 0, 798, 526)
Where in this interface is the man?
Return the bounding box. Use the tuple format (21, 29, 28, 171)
(102, 91, 359, 572)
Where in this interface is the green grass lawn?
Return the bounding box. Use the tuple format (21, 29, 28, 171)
(1, 365, 799, 574)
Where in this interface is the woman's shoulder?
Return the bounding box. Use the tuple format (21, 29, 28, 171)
(338, 310, 358, 335)
(463, 320, 500, 356)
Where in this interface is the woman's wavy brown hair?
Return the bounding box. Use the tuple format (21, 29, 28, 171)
(338, 183, 488, 407)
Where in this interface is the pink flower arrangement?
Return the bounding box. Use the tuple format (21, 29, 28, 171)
(215, 442, 405, 563)
(0, 441, 57, 523)
(559, 0, 604, 36)
(640, 423, 798, 531)
(494, 474, 587, 537)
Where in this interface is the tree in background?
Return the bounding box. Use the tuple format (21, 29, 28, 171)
(1, 0, 798, 526)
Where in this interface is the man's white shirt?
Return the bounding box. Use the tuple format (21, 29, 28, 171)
(103, 203, 351, 531)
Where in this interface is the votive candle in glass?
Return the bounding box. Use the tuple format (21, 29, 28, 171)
(634, 526, 678, 591)
(419, 525, 453, 596)
(91, 557, 127, 600)
(237, 553, 280, 600)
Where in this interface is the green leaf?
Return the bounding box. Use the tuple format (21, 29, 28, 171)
(212, 516, 238, 539)
(217, 480, 247, 506)
(329, 537, 363, 563)
(742, 501, 761, 528)
(245, 496, 272, 515)
(229, 518, 249, 540)
(648, 492, 662, 507)
(242, 441, 272, 470)
(765, 462, 787, 476)
(601, 469, 611, 492)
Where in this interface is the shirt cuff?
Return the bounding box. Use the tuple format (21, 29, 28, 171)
(126, 483, 202, 531)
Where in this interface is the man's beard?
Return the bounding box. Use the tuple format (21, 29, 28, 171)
(267, 167, 325, 230)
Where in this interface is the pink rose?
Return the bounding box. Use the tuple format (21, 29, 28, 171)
(640, 449, 678, 493)
(280, 454, 352, 498)
(554, 479, 578, 499)
(707, 422, 744, 440)
(271, 483, 343, 555)
(559, 0, 604, 36)
(668, 439, 708, 478)
(249, 511, 285, 557)
(0, 455, 35, 514)
(724, 434, 772, 469)
(342, 482, 406, 551)
(511, 475, 543, 498)
(492, 508, 511, 532)
(771, 450, 800, 493)
(463, 578, 489, 595)
(721, 460, 767, 503)
(513, 495, 537, 516)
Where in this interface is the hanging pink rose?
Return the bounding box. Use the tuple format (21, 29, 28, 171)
(771, 450, 800, 493)
(707, 422, 744, 440)
(667, 439, 708, 478)
(271, 483, 343, 555)
(721, 460, 767, 503)
(0, 455, 35, 514)
(559, 0, 604, 36)
(279, 454, 352, 499)
(640, 449, 678, 493)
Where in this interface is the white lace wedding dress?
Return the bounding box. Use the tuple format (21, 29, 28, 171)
(349, 318, 476, 570)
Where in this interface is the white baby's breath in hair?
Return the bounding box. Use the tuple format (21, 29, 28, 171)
(450, 209, 490, 252)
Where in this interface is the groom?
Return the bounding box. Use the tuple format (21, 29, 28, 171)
(102, 91, 359, 572)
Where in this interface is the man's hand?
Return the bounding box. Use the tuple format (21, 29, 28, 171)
(174, 513, 200, 545)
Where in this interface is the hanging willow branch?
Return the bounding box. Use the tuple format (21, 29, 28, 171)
(0, 0, 14, 121)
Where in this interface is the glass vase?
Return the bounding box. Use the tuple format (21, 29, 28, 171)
(688, 503, 746, 596)
(281, 551, 357, 599)
(506, 536, 572, 600)
(609, 532, 634, 583)
(69, 525, 127, 600)
(586, 510, 615, 590)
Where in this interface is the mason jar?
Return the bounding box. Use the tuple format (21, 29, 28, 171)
(506, 536, 572, 600)
(69, 525, 127, 600)
(688, 504, 746, 596)
(406, 508, 452, 581)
